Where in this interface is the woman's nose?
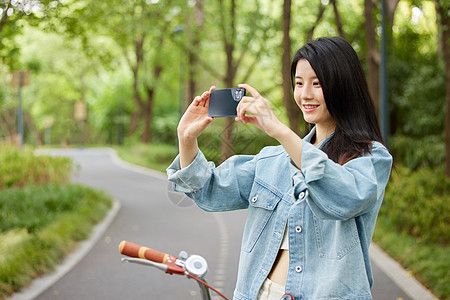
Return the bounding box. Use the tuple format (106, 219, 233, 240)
(301, 85, 313, 100)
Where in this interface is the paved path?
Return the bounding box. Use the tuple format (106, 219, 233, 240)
(11, 148, 436, 300)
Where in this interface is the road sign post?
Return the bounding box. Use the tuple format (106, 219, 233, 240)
(12, 71, 30, 149)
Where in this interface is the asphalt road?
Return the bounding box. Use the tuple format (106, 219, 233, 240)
(30, 148, 414, 300)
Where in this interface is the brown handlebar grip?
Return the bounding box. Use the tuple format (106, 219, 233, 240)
(119, 241, 170, 264)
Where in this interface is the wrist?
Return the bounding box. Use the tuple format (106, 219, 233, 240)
(271, 122, 291, 141)
(179, 138, 199, 169)
(177, 130, 197, 144)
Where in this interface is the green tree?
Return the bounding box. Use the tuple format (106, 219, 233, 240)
(54, 0, 186, 143)
(435, 0, 450, 177)
(17, 26, 108, 145)
(0, 0, 63, 68)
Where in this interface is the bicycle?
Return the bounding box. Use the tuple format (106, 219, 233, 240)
(118, 240, 230, 300)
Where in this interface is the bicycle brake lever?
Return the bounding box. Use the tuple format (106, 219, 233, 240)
(121, 257, 168, 272)
(121, 257, 186, 276)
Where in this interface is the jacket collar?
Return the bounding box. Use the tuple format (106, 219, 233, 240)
(303, 126, 334, 149)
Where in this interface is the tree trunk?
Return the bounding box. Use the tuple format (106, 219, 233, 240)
(142, 100, 153, 143)
(186, 0, 204, 109)
(129, 32, 164, 143)
(130, 36, 145, 139)
(435, 0, 450, 177)
(219, 0, 237, 162)
(128, 110, 139, 136)
(364, 0, 380, 115)
(281, 0, 301, 136)
(142, 64, 162, 143)
(330, 0, 346, 40)
(386, 0, 400, 26)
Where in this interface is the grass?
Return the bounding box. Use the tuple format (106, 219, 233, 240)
(0, 184, 112, 299)
(114, 143, 178, 173)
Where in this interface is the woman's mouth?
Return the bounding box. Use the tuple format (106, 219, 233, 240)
(303, 104, 319, 112)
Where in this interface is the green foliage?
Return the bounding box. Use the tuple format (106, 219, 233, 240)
(0, 145, 73, 189)
(390, 134, 445, 170)
(152, 112, 179, 145)
(380, 166, 450, 245)
(0, 0, 60, 69)
(387, 2, 445, 169)
(86, 67, 135, 144)
(374, 216, 450, 299)
(375, 165, 450, 298)
(0, 184, 112, 299)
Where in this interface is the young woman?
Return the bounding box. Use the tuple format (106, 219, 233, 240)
(167, 36, 393, 300)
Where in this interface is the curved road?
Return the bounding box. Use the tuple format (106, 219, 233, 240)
(15, 148, 429, 299)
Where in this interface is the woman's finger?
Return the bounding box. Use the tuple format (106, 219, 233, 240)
(238, 83, 261, 99)
(237, 97, 261, 119)
(192, 96, 202, 106)
(199, 88, 213, 107)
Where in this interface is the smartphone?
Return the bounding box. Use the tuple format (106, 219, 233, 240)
(207, 88, 246, 117)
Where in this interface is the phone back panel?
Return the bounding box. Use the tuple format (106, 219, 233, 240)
(208, 88, 245, 117)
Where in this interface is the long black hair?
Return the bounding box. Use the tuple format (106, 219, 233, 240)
(291, 36, 384, 165)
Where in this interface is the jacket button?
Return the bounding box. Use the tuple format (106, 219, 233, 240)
(299, 192, 305, 199)
(295, 266, 302, 273)
(251, 196, 258, 203)
(296, 226, 302, 233)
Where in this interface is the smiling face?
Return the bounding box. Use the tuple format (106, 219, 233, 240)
(294, 59, 335, 132)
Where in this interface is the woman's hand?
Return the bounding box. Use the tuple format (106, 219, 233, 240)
(177, 86, 215, 143)
(177, 86, 215, 168)
(237, 84, 304, 169)
(235, 84, 287, 139)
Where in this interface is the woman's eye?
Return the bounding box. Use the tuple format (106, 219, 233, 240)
(313, 81, 321, 86)
(295, 81, 303, 86)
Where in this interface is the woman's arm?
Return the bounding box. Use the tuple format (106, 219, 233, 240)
(167, 149, 257, 212)
(169, 86, 257, 211)
(235, 84, 303, 169)
(301, 142, 393, 220)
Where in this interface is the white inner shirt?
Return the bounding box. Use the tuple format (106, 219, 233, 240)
(280, 223, 289, 250)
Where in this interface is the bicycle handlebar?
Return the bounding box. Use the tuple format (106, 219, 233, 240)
(119, 240, 170, 264)
(119, 240, 230, 299)
(119, 241, 185, 275)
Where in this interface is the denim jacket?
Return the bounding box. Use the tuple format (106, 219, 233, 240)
(167, 128, 393, 300)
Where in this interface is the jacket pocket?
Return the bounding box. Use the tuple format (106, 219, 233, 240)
(241, 178, 282, 253)
(313, 215, 359, 259)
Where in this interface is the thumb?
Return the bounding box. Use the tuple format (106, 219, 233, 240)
(201, 116, 215, 128)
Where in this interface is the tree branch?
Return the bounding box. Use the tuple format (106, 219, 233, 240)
(218, 0, 229, 47)
(331, 0, 346, 40)
(0, 1, 11, 34)
(307, 2, 326, 41)
(170, 35, 222, 80)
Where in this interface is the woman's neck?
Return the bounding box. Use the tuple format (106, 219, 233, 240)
(313, 124, 336, 146)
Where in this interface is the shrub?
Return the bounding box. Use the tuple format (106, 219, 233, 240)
(0, 145, 73, 189)
(0, 184, 112, 299)
(380, 166, 450, 245)
(390, 134, 444, 170)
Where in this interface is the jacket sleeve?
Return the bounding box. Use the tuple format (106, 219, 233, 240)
(294, 141, 392, 220)
(167, 149, 256, 212)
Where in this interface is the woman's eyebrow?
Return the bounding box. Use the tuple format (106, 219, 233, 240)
(295, 75, 318, 79)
